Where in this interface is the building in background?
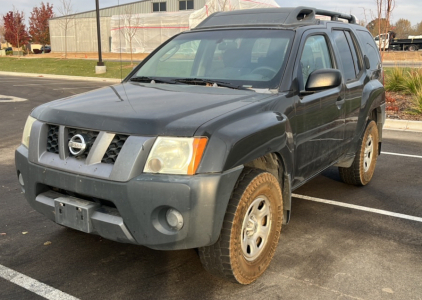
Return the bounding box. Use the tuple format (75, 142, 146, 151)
(49, 0, 279, 53)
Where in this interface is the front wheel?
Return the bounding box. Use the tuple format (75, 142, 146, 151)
(339, 120, 379, 186)
(198, 167, 283, 284)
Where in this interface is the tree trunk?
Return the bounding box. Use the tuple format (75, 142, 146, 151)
(64, 26, 67, 59)
(130, 39, 133, 66)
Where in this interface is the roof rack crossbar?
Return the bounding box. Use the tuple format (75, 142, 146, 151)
(315, 9, 356, 24)
(194, 7, 358, 30)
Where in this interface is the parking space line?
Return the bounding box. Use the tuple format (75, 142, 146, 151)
(13, 83, 93, 86)
(0, 264, 79, 300)
(381, 151, 422, 159)
(53, 87, 101, 90)
(292, 194, 422, 223)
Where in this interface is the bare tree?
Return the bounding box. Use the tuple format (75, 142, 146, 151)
(0, 20, 5, 44)
(56, 0, 74, 58)
(360, 7, 370, 27)
(372, 0, 395, 61)
(120, 7, 141, 66)
(381, 0, 395, 61)
(394, 18, 413, 38)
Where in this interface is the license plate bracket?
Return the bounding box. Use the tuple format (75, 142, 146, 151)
(54, 196, 100, 233)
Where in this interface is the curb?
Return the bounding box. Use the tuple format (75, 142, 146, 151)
(0, 71, 122, 83)
(385, 119, 422, 132)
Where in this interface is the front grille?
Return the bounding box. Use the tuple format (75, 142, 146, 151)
(46, 125, 59, 154)
(67, 127, 99, 160)
(102, 134, 128, 164)
(45, 124, 128, 164)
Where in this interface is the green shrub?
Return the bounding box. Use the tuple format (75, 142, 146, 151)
(402, 69, 422, 95)
(385, 67, 406, 92)
(409, 90, 422, 114)
(385, 67, 422, 95)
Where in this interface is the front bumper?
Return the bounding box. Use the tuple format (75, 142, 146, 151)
(15, 145, 243, 250)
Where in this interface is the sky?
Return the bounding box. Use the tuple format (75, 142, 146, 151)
(0, 0, 421, 27)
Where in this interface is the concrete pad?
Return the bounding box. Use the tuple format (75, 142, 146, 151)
(95, 66, 107, 74)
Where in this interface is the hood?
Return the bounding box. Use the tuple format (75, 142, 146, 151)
(32, 82, 271, 136)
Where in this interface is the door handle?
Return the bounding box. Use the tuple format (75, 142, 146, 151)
(336, 97, 345, 109)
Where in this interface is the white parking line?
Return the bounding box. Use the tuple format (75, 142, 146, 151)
(0, 264, 79, 300)
(381, 151, 422, 159)
(292, 194, 422, 223)
(12, 83, 90, 86)
(53, 87, 99, 90)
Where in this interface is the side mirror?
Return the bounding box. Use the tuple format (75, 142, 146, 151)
(305, 69, 342, 92)
(364, 55, 371, 69)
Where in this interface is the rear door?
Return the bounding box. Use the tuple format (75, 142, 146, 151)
(329, 26, 365, 147)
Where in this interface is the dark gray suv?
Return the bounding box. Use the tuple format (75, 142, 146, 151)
(16, 7, 385, 284)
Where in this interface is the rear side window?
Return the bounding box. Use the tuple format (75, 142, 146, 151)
(344, 31, 362, 75)
(332, 30, 356, 82)
(356, 29, 381, 69)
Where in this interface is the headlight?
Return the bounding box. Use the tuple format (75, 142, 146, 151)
(144, 137, 208, 175)
(22, 116, 37, 148)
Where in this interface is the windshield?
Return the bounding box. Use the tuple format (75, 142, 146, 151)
(132, 29, 294, 89)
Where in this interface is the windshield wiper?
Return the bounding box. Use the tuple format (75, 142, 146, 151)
(130, 76, 176, 84)
(174, 78, 249, 90)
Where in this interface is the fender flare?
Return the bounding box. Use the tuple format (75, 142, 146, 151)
(198, 111, 294, 223)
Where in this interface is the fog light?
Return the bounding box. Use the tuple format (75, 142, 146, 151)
(148, 158, 163, 173)
(18, 172, 24, 186)
(166, 208, 184, 230)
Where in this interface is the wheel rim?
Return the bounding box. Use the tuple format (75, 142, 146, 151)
(363, 134, 374, 172)
(241, 196, 272, 261)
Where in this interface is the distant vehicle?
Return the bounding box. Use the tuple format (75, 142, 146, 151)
(375, 31, 422, 51)
(34, 46, 51, 54)
(41, 46, 51, 53)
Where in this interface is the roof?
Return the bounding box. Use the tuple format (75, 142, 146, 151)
(194, 7, 356, 30)
(50, 0, 148, 20)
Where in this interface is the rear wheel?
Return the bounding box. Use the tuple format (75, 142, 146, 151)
(339, 120, 379, 186)
(408, 45, 417, 52)
(198, 167, 283, 284)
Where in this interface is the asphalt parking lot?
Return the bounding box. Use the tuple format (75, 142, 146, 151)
(1, 74, 421, 300)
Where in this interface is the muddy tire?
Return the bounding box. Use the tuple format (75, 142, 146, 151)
(339, 120, 379, 186)
(198, 167, 283, 284)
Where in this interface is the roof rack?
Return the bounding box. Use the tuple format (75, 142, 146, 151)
(194, 7, 356, 30)
(315, 9, 356, 24)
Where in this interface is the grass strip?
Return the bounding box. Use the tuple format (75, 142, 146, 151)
(0, 57, 135, 79)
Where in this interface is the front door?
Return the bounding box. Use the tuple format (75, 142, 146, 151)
(293, 32, 346, 185)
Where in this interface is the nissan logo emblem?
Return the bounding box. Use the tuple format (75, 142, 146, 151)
(68, 134, 87, 156)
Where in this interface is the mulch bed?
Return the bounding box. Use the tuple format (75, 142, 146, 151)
(386, 91, 422, 121)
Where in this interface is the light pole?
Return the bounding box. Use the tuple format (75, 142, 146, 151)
(95, 0, 106, 74)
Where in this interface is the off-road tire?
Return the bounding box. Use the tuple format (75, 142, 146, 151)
(198, 167, 283, 284)
(339, 120, 379, 186)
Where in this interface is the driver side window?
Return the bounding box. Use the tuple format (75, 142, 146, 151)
(299, 35, 332, 90)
